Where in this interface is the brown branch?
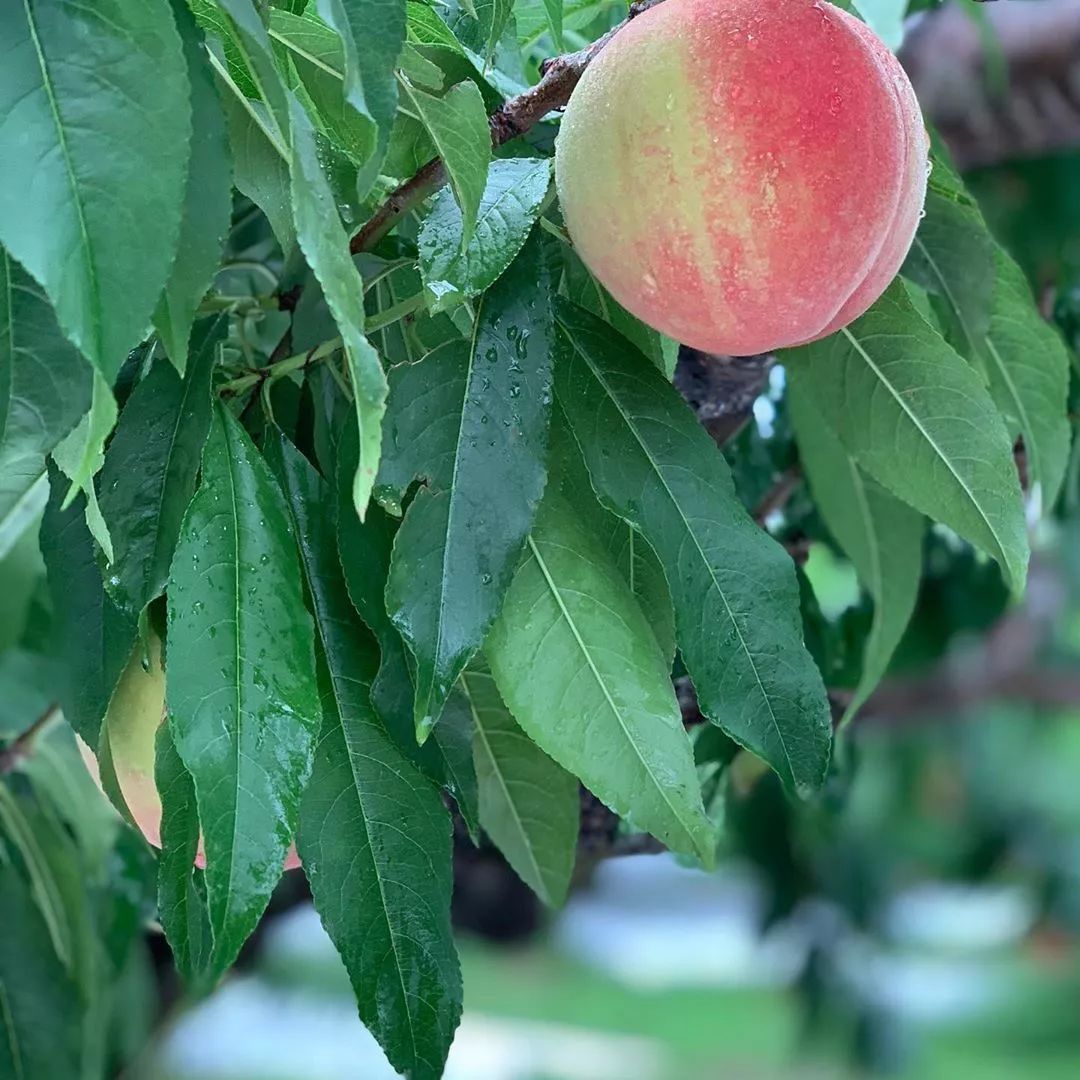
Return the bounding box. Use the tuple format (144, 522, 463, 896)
(0, 704, 60, 775)
(348, 0, 666, 255)
(753, 465, 803, 525)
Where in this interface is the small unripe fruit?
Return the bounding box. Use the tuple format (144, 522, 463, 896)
(79, 633, 300, 872)
(554, 0, 929, 355)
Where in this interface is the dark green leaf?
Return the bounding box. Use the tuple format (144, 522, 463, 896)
(556, 300, 832, 794)
(789, 387, 923, 721)
(166, 405, 319, 973)
(461, 664, 577, 905)
(984, 247, 1072, 510)
(0, 863, 83, 1079)
(784, 280, 1029, 590)
(290, 99, 388, 517)
(155, 724, 213, 994)
(0, 0, 191, 378)
(99, 316, 226, 615)
(268, 432, 461, 1080)
(40, 467, 136, 749)
(154, 1, 233, 375)
(379, 229, 554, 734)
(486, 489, 714, 862)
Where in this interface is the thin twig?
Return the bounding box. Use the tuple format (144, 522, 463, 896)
(0, 704, 61, 775)
(348, 0, 666, 255)
(753, 466, 803, 525)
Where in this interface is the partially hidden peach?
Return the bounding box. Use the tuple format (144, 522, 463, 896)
(554, 0, 929, 355)
(79, 632, 300, 872)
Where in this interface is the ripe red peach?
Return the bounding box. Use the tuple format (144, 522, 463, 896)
(554, 0, 929, 355)
(79, 634, 300, 872)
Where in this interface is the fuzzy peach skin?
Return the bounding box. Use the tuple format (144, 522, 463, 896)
(78, 634, 300, 872)
(554, 0, 929, 354)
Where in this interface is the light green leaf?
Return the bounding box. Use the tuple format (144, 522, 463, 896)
(0, 0, 191, 378)
(784, 280, 1029, 590)
(789, 387, 924, 721)
(99, 315, 226, 615)
(984, 247, 1072, 511)
(268, 433, 461, 1080)
(154, 0, 233, 375)
(166, 405, 320, 975)
(419, 158, 551, 310)
(290, 99, 388, 518)
(852, 0, 905, 51)
(215, 0, 292, 137)
(379, 229, 554, 735)
(0, 458, 48, 565)
(39, 466, 136, 750)
(219, 84, 296, 252)
(399, 77, 490, 248)
(541, 0, 564, 48)
(461, 664, 577, 906)
(556, 300, 832, 794)
(486, 489, 714, 863)
(902, 155, 995, 363)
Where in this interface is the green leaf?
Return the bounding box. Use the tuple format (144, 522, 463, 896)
(215, 0, 292, 138)
(784, 280, 1029, 590)
(983, 247, 1072, 510)
(555, 300, 832, 794)
(0, 863, 83, 1080)
(379, 229, 554, 735)
(166, 405, 320, 974)
(541, 0, 564, 48)
(901, 155, 995, 363)
(268, 432, 461, 1080)
(461, 664, 577, 906)
(51, 372, 116, 507)
(399, 77, 490, 248)
(40, 466, 136, 750)
(290, 99, 388, 518)
(0, 0, 191, 378)
(789, 387, 923, 721)
(419, 157, 551, 311)
(486, 489, 714, 862)
(99, 316, 226, 616)
(219, 85, 296, 252)
(852, 0, 905, 51)
(430, 687, 480, 834)
(315, 0, 406, 154)
(0, 249, 92, 558)
(155, 724, 213, 994)
(153, 0, 233, 375)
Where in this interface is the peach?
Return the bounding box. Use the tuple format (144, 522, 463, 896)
(554, 0, 929, 355)
(79, 634, 300, 872)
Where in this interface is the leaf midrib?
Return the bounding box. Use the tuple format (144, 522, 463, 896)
(460, 671, 550, 903)
(525, 534, 702, 854)
(838, 324, 1012, 576)
(22, 0, 101, 363)
(558, 321, 798, 787)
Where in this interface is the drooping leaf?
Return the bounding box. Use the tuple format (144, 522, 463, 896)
(215, 0, 292, 137)
(0, 0, 191, 378)
(461, 664, 577, 906)
(155, 724, 213, 994)
(486, 489, 714, 862)
(983, 246, 1072, 510)
(39, 466, 136, 750)
(784, 280, 1029, 590)
(219, 87, 296, 252)
(290, 98, 388, 518)
(419, 157, 551, 310)
(399, 77, 491, 248)
(0, 863, 83, 1080)
(901, 155, 995, 363)
(99, 316, 226, 615)
(379, 229, 554, 735)
(154, 0, 233, 375)
(51, 372, 117, 516)
(789, 387, 924, 721)
(555, 300, 832, 794)
(268, 432, 461, 1080)
(166, 405, 319, 974)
